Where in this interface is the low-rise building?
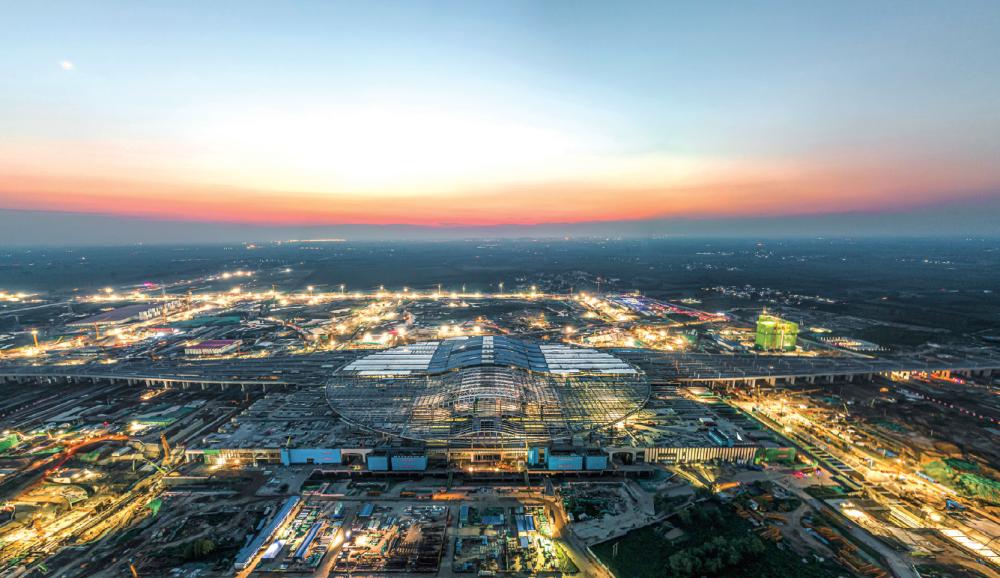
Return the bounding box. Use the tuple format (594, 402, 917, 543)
(185, 339, 242, 356)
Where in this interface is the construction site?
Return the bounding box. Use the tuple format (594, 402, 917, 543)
(331, 502, 447, 574)
(0, 271, 998, 577)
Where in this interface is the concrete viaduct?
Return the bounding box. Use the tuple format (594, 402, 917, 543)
(2, 349, 999, 391)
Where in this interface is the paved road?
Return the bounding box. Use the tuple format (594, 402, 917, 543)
(784, 484, 918, 578)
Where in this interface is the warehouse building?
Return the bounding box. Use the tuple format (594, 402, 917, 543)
(184, 339, 242, 356)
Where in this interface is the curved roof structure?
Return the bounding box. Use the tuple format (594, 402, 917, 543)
(326, 336, 649, 447)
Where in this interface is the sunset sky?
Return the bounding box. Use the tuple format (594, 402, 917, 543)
(2, 1, 1000, 234)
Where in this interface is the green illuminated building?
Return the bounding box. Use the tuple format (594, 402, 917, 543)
(755, 313, 798, 351)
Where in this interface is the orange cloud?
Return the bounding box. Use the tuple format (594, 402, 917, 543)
(1, 130, 998, 226)
(0, 165, 995, 227)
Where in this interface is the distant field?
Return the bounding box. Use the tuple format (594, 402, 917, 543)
(1, 238, 998, 294)
(1, 239, 997, 339)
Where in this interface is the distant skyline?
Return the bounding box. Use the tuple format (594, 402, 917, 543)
(3, 195, 1000, 246)
(2, 1, 1000, 235)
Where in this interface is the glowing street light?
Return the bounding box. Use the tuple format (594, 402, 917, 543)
(31, 329, 39, 348)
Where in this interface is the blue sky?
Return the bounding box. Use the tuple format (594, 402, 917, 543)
(1, 1, 999, 238)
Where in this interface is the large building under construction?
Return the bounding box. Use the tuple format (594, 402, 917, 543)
(186, 337, 769, 474)
(755, 313, 799, 351)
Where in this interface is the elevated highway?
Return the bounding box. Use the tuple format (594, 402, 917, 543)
(1, 349, 997, 391)
(0, 352, 360, 391)
(616, 350, 1000, 385)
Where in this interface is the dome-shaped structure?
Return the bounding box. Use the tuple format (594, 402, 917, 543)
(326, 336, 649, 448)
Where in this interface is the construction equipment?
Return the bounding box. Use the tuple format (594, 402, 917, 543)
(159, 433, 171, 461)
(756, 526, 782, 541)
(132, 453, 167, 475)
(712, 480, 741, 493)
